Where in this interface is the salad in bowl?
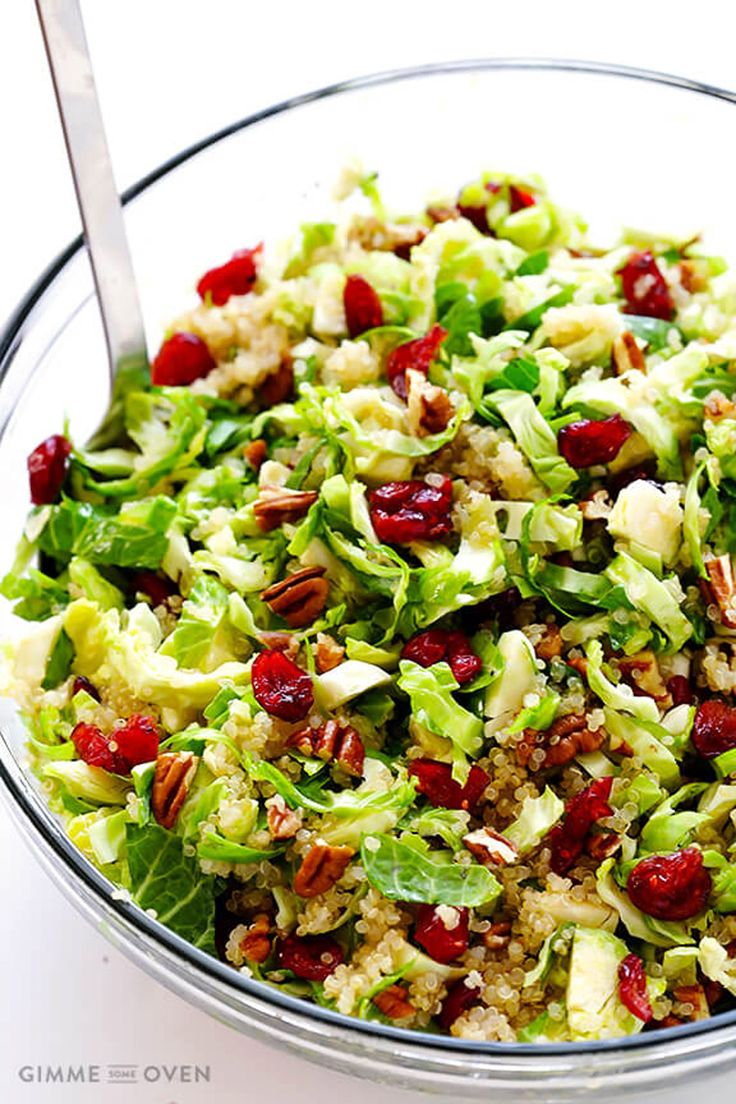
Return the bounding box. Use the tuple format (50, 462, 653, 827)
(5, 166, 736, 1044)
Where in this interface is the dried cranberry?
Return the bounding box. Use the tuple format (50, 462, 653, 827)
(402, 629, 448, 669)
(401, 629, 481, 685)
(546, 776, 613, 875)
(71, 675, 100, 702)
(27, 434, 71, 505)
(277, 934, 343, 981)
(457, 202, 491, 234)
(438, 979, 479, 1029)
(112, 714, 160, 769)
(618, 953, 653, 1022)
(408, 759, 489, 811)
(343, 274, 383, 338)
(131, 570, 177, 607)
(196, 245, 261, 306)
(692, 699, 736, 759)
(509, 185, 536, 213)
(369, 475, 453, 544)
(618, 251, 674, 321)
(475, 586, 522, 631)
(608, 464, 659, 497)
(386, 324, 447, 400)
(414, 905, 469, 963)
(557, 414, 632, 469)
(667, 676, 693, 707)
(151, 332, 216, 386)
(627, 847, 711, 921)
(72, 722, 128, 774)
(446, 632, 483, 684)
(251, 649, 313, 723)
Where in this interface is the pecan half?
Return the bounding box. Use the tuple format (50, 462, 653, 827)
(405, 368, 454, 436)
(373, 984, 415, 1020)
(483, 920, 512, 950)
(288, 719, 365, 777)
(612, 331, 646, 375)
(243, 438, 267, 470)
(257, 357, 293, 407)
(151, 751, 199, 829)
(293, 843, 354, 898)
(463, 827, 518, 867)
(534, 624, 563, 662)
(315, 632, 345, 673)
(617, 650, 672, 706)
(254, 486, 318, 532)
(266, 794, 303, 840)
(261, 566, 328, 628)
(703, 554, 736, 628)
(517, 712, 604, 770)
(238, 912, 272, 964)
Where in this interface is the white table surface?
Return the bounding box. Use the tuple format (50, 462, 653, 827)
(2, 2, 736, 1101)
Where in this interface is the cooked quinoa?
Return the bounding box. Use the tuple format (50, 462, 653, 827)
(9, 168, 736, 1042)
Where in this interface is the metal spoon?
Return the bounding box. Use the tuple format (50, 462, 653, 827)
(35, 0, 149, 447)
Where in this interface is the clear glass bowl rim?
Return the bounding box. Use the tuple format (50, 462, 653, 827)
(3, 57, 736, 1067)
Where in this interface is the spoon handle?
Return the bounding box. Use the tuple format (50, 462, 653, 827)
(35, 0, 148, 382)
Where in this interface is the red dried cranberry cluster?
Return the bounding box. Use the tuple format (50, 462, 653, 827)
(27, 434, 71, 505)
(408, 759, 489, 812)
(343, 274, 383, 338)
(369, 476, 453, 544)
(626, 847, 711, 921)
(401, 629, 482, 684)
(546, 776, 613, 875)
(617, 251, 674, 321)
(251, 649, 314, 723)
(557, 414, 632, 469)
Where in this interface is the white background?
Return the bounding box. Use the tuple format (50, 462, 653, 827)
(2, 1, 736, 1102)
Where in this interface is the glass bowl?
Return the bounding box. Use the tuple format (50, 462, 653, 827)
(3, 60, 736, 1101)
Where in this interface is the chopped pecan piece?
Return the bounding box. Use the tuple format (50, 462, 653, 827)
(579, 489, 613, 521)
(314, 632, 345, 673)
(611, 331, 646, 375)
(566, 654, 588, 678)
(347, 215, 427, 260)
(704, 391, 736, 421)
(426, 204, 460, 224)
(288, 719, 365, 777)
(254, 486, 318, 532)
(257, 630, 301, 660)
(373, 984, 415, 1020)
(534, 624, 563, 662)
(679, 259, 708, 294)
(617, 650, 672, 706)
(483, 920, 512, 950)
(293, 843, 354, 898)
(659, 1014, 685, 1028)
(151, 751, 199, 829)
(673, 983, 710, 1021)
(704, 554, 736, 628)
(266, 794, 303, 840)
(238, 912, 272, 964)
(243, 438, 267, 470)
(586, 831, 622, 861)
(463, 827, 518, 867)
(405, 368, 454, 436)
(260, 566, 329, 628)
(257, 357, 293, 407)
